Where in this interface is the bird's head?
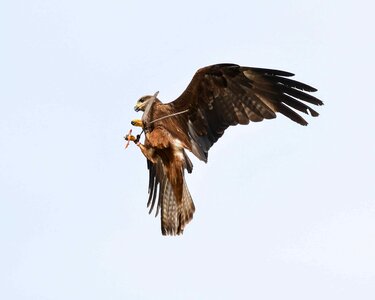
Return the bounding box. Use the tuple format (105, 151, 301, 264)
(134, 91, 159, 112)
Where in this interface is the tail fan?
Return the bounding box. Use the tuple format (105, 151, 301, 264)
(161, 177, 195, 235)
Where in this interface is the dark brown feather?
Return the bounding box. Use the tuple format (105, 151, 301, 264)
(166, 63, 323, 161)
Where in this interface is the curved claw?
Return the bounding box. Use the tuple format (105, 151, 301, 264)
(134, 134, 141, 144)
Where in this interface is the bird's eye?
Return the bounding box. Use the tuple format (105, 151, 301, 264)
(139, 98, 144, 103)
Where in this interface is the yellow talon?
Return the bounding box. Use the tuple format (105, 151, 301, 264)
(124, 134, 137, 141)
(131, 119, 143, 127)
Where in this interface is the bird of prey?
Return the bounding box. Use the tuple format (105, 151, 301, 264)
(125, 63, 323, 235)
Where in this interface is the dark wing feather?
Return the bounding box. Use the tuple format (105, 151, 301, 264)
(146, 159, 160, 215)
(167, 63, 323, 161)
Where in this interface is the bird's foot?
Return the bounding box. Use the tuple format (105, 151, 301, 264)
(125, 134, 140, 143)
(124, 129, 141, 148)
(131, 119, 143, 127)
(124, 134, 137, 141)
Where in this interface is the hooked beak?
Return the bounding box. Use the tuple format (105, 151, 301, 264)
(134, 104, 140, 112)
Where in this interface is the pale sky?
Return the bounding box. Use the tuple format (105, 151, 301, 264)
(1, 0, 374, 299)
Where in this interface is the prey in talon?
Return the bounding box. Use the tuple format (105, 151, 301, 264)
(124, 128, 141, 148)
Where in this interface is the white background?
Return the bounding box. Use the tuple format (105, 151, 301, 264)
(1, 0, 374, 299)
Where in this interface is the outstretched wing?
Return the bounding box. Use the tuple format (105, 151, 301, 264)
(167, 63, 323, 162)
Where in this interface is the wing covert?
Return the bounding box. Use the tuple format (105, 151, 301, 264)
(167, 63, 323, 161)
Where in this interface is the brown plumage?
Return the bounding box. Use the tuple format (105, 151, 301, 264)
(130, 63, 323, 235)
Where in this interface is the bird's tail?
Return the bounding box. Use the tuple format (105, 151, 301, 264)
(161, 177, 195, 235)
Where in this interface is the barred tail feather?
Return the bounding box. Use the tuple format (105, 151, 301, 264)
(177, 179, 195, 234)
(161, 177, 195, 235)
(160, 179, 178, 235)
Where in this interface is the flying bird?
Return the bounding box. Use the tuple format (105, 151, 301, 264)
(125, 63, 323, 235)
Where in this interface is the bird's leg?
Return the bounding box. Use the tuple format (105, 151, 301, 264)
(124, 130, 142, 150)
(131, 119, 143, 127)
(137, 143, 157, 163)
(125, 132, 156, 162)
(124, 131, 156, 162)
(124, 127, 156, 162)
(124, 133, 141, 144)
